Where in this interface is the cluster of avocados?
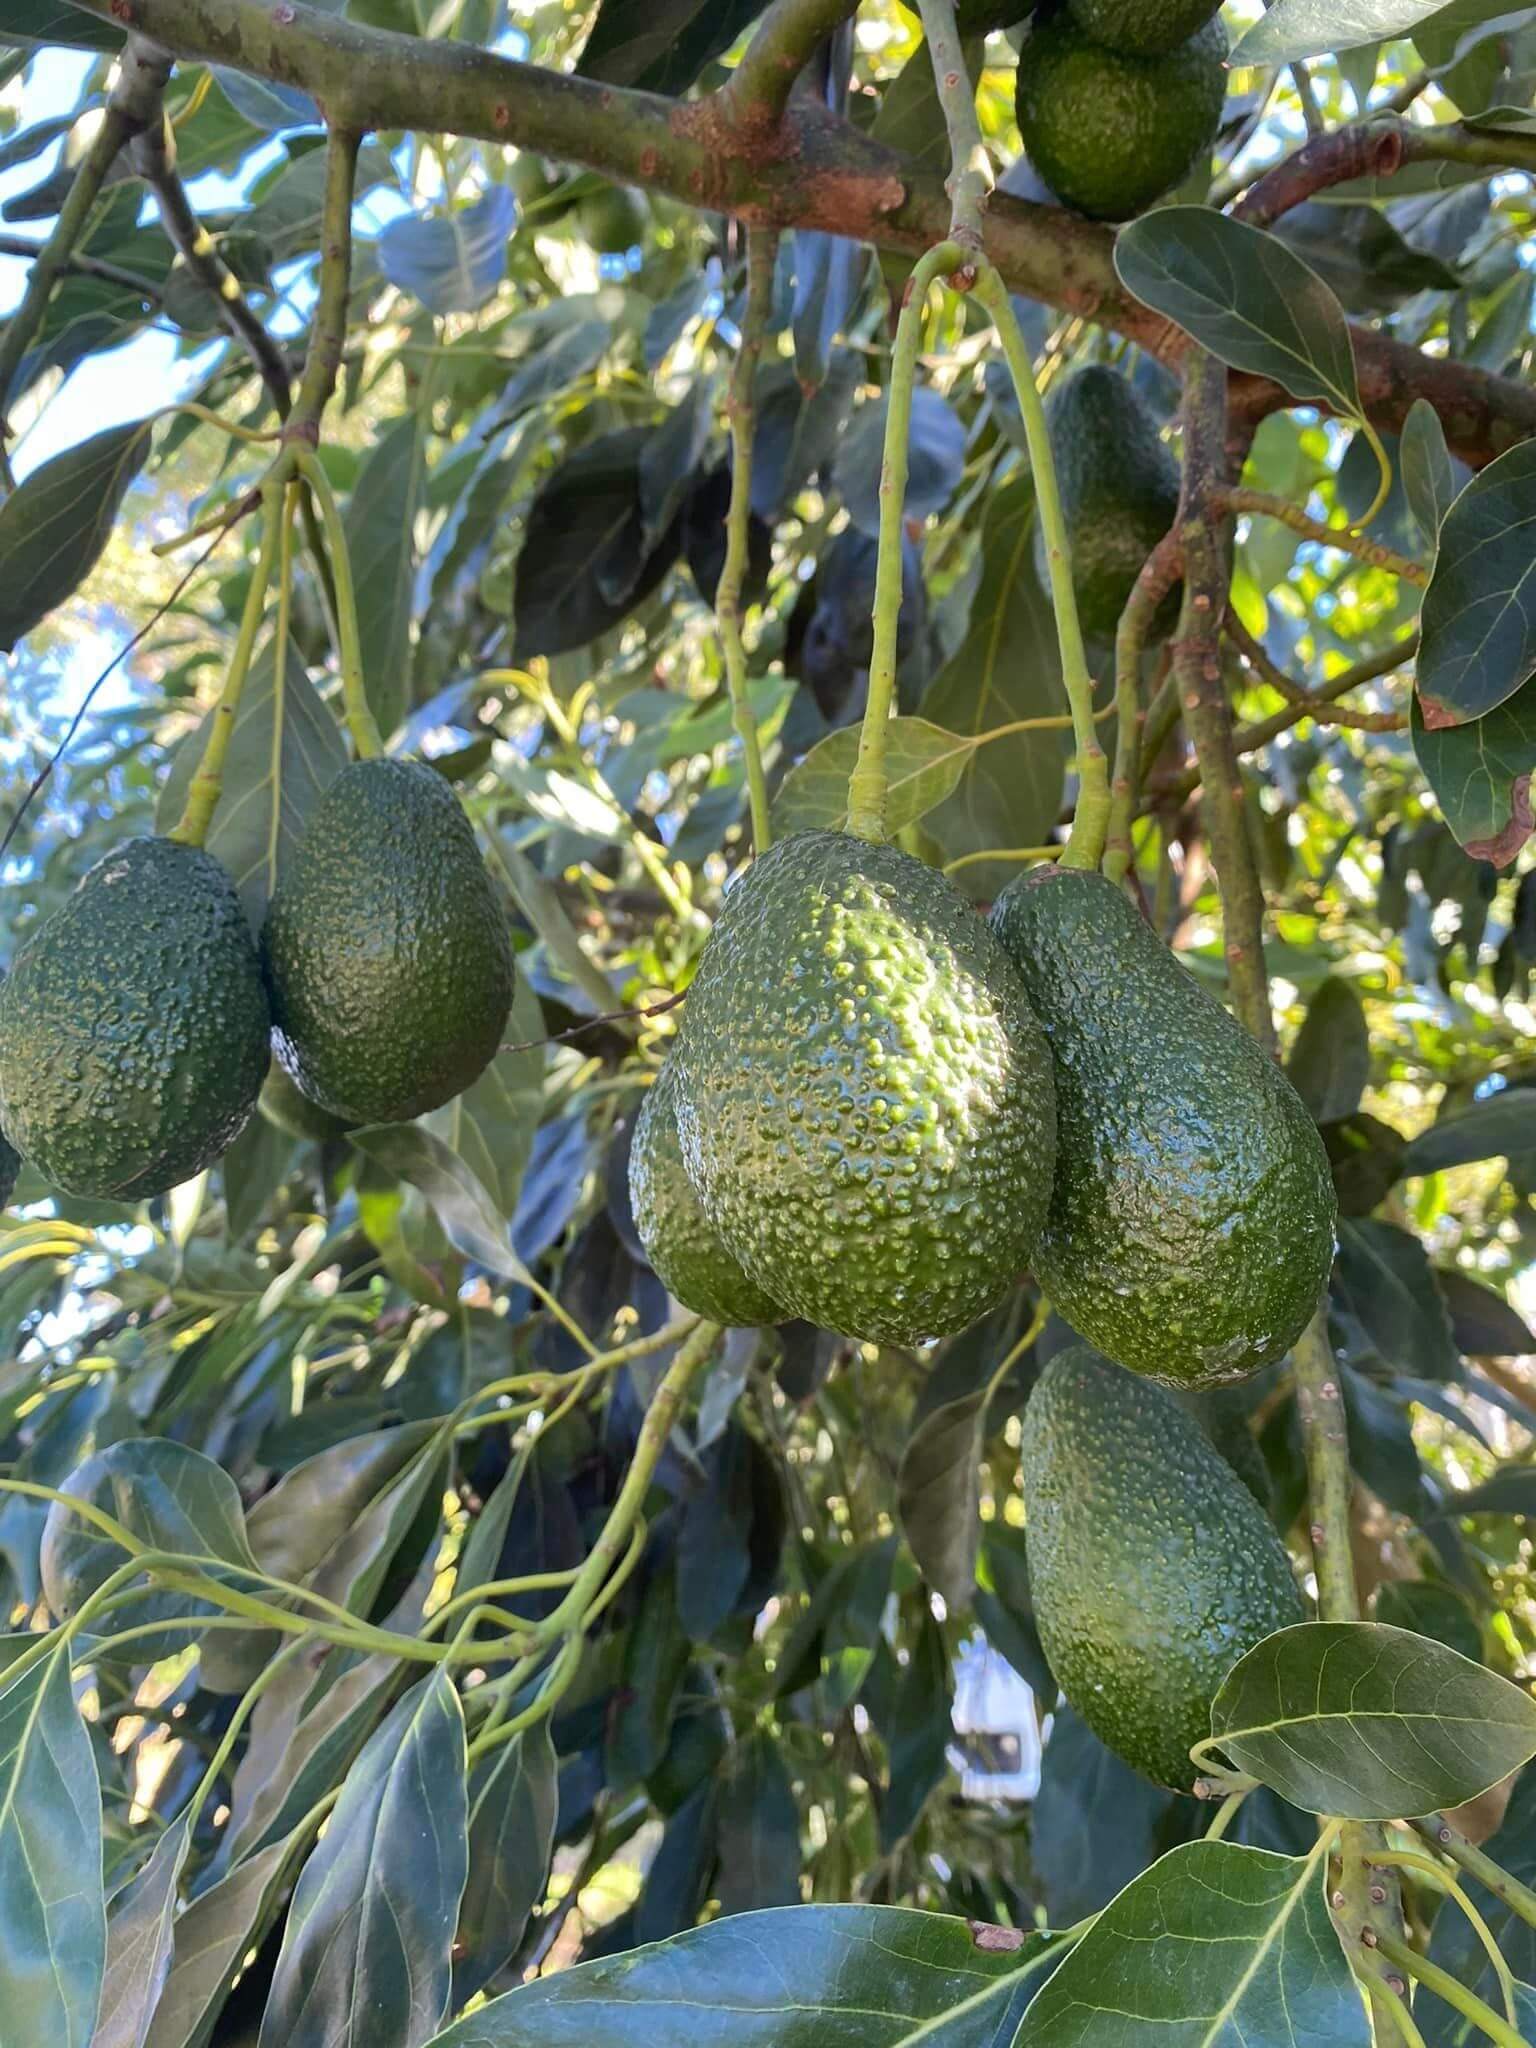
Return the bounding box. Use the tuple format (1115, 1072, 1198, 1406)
(0, 757, 513, 1202)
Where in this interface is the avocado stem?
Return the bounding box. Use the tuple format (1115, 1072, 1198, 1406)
(916, 0, 993, 252)
(717, 225, 777, 860)
(292, 446, 385, 760)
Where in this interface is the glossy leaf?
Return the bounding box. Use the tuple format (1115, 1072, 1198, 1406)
(95, 1812, 193, 2048)
(576, 0, 763, 95)
(1334, 1219, 1461, 1382)
(1211, 1621, 1536, 1819)
(425, 971, 545, 1222)
(141, 1832, 296, 2048)
(1016, 1840, 1367, 2048)
(1032, 1707, 1176, 1924)
(350, 1123, 539, 1289)
(453, 1722, 557, 2005)
(0, 0, 122, 48)
(1401, 396, 1459, 545)
(258, 1668, 469, 2048)
(425, 1905, 1067, 2045)
(379, 188, 516, 315)
(344, 412, 426, 742)
(0, 419, 152, 650)
(1412, 682, 1536, 867)
(714, 1732, 801, 1915)
(1419, 440, 1536, 731)
(1235, 0, 1457, 63)
(898, 1377, 992, 1612)
(1422, 1763, 1536, 2043)
(1400, 1087, 1536, 1176)
(1287, 978, 1370, 1124)
(0, 1637, 105, 2048)
(771, 717, 970, 838)
(1115, 207, 1364, 422)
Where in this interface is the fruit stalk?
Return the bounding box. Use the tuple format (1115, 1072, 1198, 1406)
(1374, 1931, 1526, 2048)
(916, 0, 992, 250)
(717, 226, 777, 857)
(293, 446, 385, 759)
(1409, 1817, 1536, 1937)
(288, 125, 362, 438)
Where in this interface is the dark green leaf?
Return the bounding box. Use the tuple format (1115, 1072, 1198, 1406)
(1436, 1267, 1535, 1357)
(870, 36, 983, 175)
(379, 189, 516, 315)
(833, 387, 966, 538)
(0, 419, 152, 651)
(639, 379, 716, 557)
(1419, 439, 1536, 727)
(1412, 678, 1536, 869)
(879, 1610, 951, 1850)
(1435, 1465, 1536, 1518)
(898, 1376, 994, 1612)
(350, 1124, 538, 1290)
(425, 1904, 1066, 2045)
(772, 1536, 897, 1709)
(1211, 1621, 1536, 1819)
(258, 1668, 469, 2048)
(1115, 207, 1364, 422)
(1422, 1763, 1536, 2044)
(1401, 1088, 1536, 1176)
(453, 1722, 557, 2005)
(975, 1524, 1053, 1699)
(0, 1637, 105, 2048)
(1235, 0, 1459, 63)
(0, 0, 120, 48)
(1402, 397, 1459, 546)
(1334, 1219, 1461, 1382)
(791, 231, 869, 392)
(772, 717, 970, 838)
(95, 1811, 192, 2048)
(343, 413, 426, 742)
(212, 67, 319, 130)
(1287, 978, 1370, 1124)
(140, 1830, 297, 2048)
(1274, 202, 1461, 316)
(751, 353, 860, 520)
(425, 972, 544, 1223)
(714, 1732, 801, 1915)
(1016, 1839, 1368, 2048)
(1372, 1581, 1483, 1664)
(1032, 1707, 1176, 1924)
(220, 1112, 298, 1241)
(576, 0, 763, 95)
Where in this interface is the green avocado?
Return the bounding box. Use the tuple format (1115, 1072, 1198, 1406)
(1035, 365, 1181, 641)
(0, 838, 268, 1201)
(630, 1062, 785, 1328)
(671, 831, 1057, 1347)
(258, 1060, 353, 1144)
(1014, 10, 1227, 221)
(262, 759, 514, 1125)
(1067, 0, 1224, 56)
(991, 866, 1336, 1387)
(1023, 1343, 1304, 1789)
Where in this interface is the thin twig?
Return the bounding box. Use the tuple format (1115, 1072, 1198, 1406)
(501, 990, 685, 1054)
(1224, 608, 1407, 732)
(1222, 487, 1431, 585)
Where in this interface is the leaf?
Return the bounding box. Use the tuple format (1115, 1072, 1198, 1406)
(1418, 440, 1536, 729)
(792, 231, 870, 392)
(1372, 1581, 1483, 1665)
(1016, 1839, 1368, 2048)
(1412, 681, 1536, 868)
(424, 1904, 1066, 2046)
(922, 472, 1069, 896)
(349, 1124, 538, 1291)
(713, 1732, 802, 1916)
(1210, 1621, 1536, 1819)
(1334, 1219, 1461, 1383)
(379, 188, 516, 315)
(639, 377, 717, 558)
(772, 717, 971, 838)
(213, 68, 320, 131)
(879, 1610, 952, 1850)
(1435, 1465, 1536, 1518)
(750, 353, 860, 521)
(155, 634, 348, 929)
(1235, 0, 1470, 64)
(1032, 1707, 1175, 1924)
(344, 412, 426, 743)
(576, 0, 763, 95)
(1114, 207, 1364, 423)
(1273, 202, 1461, 317)
(1402, 396, 1458, 546)
(1422, 1763, 1536, 2042)
(452, 1721, 557, 2006)
(1400, 1088, 1536, 1176)
(258, 1668, 469, 2048)
(1436, 1267, 1535, 1357)
(425, 972, 544, 1223)
(834, 387, 966, 539)
(0, 0, 120, 43)
(142, 1832, 297, 2048)
(1287, 978, 1370, 1124)
(0, 419, 152, 650)
(0, 1638, 105, 2048)
(95, 1811, 193, 2048)
(898, 1377, 993, 1612)
(871, 35, 983, 175)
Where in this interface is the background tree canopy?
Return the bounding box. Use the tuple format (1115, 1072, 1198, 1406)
(2, 0, 1536, 2042)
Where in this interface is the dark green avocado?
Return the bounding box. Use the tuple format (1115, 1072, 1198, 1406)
(671, 831, 1057, 1347)
(1023, 1343, 1304, 1789)
(262, 758, 514, 1124)
(630, 1061, 785, 1328)
(991, 866, 1336, 1387)
(258, 1060, 353, 1143)
(1014, 11, 1227, 221)
(0, 838, 269, 1200)
(1035, 365, 1181, 642)
(1067, 0, 1223, 56)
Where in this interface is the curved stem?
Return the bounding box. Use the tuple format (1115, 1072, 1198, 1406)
(1106, 531, 1182, 884)
(1224, 609, 1406, 733)
(1410, 1817, 1536, 1938)
(1204, 1790, 1249, 1842)
(292, 447, 384, 759)
(1376, 1931, 1526, 2048)
(846, 240, 963, 844)
(942, 845, 1059, 877)
(1223, 488, 1430, 586)
(1371, 1983, 1428, 2048)
(718, 227, 777, 858)
(1373, 1850, 1517, 2027)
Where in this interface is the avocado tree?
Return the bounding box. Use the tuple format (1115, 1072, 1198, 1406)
(3, 0, 1536, 2040)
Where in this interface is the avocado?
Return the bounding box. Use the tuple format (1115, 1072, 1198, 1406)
(0, 1130, 18, 1210)
(262, 759, 514, 1124)
(1034, 366, 1181, 641)
(631, 1062, 785, 1328)
(1067, 0, 1224, 56)
(0, 838, 268, 1200)
(671, 831, 1057, 1346)
(990, 866, 1336, 1387)
(1014, 10, 1227, 221)
(1176, 1384, 1273, 1510)
(1023, 1343, 1304, 1789)
(258, 1060, 353, 1143)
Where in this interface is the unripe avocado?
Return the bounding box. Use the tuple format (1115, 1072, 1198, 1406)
(1067, 0, 1224, 56)
(671, 831, 1057, 1346)
(1035, 366, 1181, 641)
(630, 1062, 785, 1328)
(1023, 1344, 1304, 1789)
(1014, 11, 1227, 221)
(991, 866, 1335, 1387)
(258, 1060, 353, 1143)
(262, 758, 514, 1124)
(0, 838, 268, 1200)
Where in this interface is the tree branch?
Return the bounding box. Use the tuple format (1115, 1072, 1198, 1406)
(720, 0, 862, 134)
(1224, 609, 1408, 732)
(0, 230, 161, 295)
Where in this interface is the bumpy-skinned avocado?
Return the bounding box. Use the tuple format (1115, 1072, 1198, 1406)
(671, 831, 1057, 1346)
(258, 1060, 353, 1143)
(1014, 11, 1227, 221)
(1067, 0, 1223, 56)
(1035, 366, 1181, 641)
(262, 759, 514, 1124)
(1023, 1344, 1304, 1789)
(631, 1062, 785, 1328)
(0, 838, 268, 1200)
(991, 866, 1336, 1387)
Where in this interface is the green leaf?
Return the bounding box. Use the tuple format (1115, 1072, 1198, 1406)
(772, 718, 971, 839)
(344, 413, 427, 742)
(1437, 1267, 1535, 1358)
(871, 36, 983, 175)
(1418, 439, 1536, 728)
(1435, 1465, 1536, 1519)
(576, 0, 763, 95)
(1372, 1581, 1484, 1665)
(0, 1637, 105, 2048)
(1334, 1218, 1461, 1382)
(0, 419, 152, 650)
(1422, 1763, 1536, 2042)
(155, 634, 348, 930)
(379, 189, 516, 315)
(1235, 0, 1458, 64)
(1400, 1088, 1536, 1176)
(898, 1378, 993, 1612)
(221, 1650, 397, 1868)
(1286, 978, 1370, 1124)
(0, 0, 121, 49)
(349, 1123, 540, 1291)
(258, 1668, 469, 2048)
(453, 1721, 557, 2006)
(1412, 682, 1536, 869)
(425, 971, 544, 1222)
(141, 1831, 297, 2048)
(772, 1536, 897, 1711)
(1114, 207, 1364, 422)
(95, 1811, 193, 2048)
(1401, 397, 1458, 547)
(1016, 1839, 1367, 2048)
(879, 1609, 952, 1850)
(424, 1904, 1066, 2045)
(1210, 1621, 1536, 1819)
(921, 473, 1069, 896)
(714, 1731, 802, 1915)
